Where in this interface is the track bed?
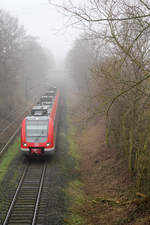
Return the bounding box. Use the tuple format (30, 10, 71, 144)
(3, 160, 49, 225)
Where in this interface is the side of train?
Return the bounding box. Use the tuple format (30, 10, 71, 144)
(21, 86, 60, 156)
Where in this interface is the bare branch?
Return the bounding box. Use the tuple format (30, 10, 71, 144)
(106, 72, 150, 117)
(139, 0, 150, 10)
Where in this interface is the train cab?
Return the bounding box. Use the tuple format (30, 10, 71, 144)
(21, 116, 55, 155)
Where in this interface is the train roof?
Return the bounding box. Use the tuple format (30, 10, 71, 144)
(41, 101, 53, 106)
(45, 90, 56, 95)
(26, 116, 49, 121)
(49, 86, 57, 91)
(31, 105, 51, 116)
(41, 96, 53, 100)
(32, 105, 49, 110)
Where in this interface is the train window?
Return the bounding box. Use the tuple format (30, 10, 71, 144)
(26, 120, 48, 137)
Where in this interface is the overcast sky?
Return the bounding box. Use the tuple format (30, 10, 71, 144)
(0, 0, 79, 62)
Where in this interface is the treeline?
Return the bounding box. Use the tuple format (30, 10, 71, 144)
(63, 0, 150, 193)
(0, 9, 54, 117)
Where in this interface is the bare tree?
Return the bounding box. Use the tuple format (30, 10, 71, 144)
(0, 9, 54, 117)
(54, 0, 150, 191)
(50, 0, 150, 107)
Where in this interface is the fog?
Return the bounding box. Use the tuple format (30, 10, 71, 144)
(0, 0, 78, 63)
(1, 1, 150, 224)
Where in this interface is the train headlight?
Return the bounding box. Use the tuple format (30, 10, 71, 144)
(23, 143, 27, 147)
(46, 143, 51, 147)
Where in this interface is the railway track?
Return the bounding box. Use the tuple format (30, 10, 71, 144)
(3, 160, 49, 225)
(0, 95, 42, 156)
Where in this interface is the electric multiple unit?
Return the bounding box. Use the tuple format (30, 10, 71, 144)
(21, 87, 59, 156)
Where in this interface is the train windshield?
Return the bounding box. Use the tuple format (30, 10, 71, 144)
(26, 120, 48, 137)
(26, 120, 49, 143)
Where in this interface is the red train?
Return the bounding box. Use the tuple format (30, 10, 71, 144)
(20, 88, 59, 156)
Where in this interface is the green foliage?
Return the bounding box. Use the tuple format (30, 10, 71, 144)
(65, 180, 86, 225)
(67, 119, 80, 162)
(0, 137, 20, 183)
(64, 117, 87, 225)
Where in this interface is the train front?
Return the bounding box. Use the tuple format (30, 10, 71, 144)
(21, 116, 55, 156)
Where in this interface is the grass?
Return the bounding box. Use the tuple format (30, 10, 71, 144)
(67, 121, 80, 164)
(64, 117, 87, 225)
(0, 136, 20, 183)
(0, 136, 20, 218)
(65, 180, 86, 225)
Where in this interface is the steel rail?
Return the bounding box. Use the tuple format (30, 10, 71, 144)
(2, 165, 28, 225)
(0, 88, 46, 135)
(32, 162, 47, 225)
(0, 106, 29, 135)
(0, 103, 32, 128)
(0, 126, 21, 157)
(0, 95, 42, 156)
(0, 88, 43, 127)
(2, 162, 47, 225)
(0, 94, 40, 134)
